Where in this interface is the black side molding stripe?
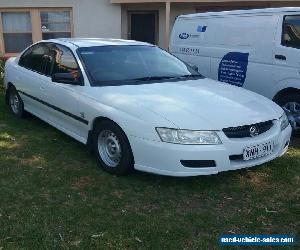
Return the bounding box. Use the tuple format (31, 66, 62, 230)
(18, 90, 89, 125)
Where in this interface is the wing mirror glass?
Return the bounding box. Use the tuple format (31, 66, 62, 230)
(189, 64, 199, 72)
(52, 72, 82, 86)
(186, 62, 198, 72)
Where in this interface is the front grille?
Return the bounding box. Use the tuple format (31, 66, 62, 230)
(223, 120, 273, 138)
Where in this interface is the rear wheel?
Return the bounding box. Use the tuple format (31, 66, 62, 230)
(93, 120, 134, 175)
(276, 93, 300, 133)
(8, 87, 25, 118)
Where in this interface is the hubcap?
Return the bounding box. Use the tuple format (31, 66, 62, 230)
(282, 101, 300, 130)
(10, 93, 20, 114)
(98, 130, 122, 168)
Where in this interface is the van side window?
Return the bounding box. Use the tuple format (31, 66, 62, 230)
(282, 15, 300, 49)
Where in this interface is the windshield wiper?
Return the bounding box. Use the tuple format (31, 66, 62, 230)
(131, 76, 176, 82)
(129, 74, 203, 83)
(178, 74, 203, 78)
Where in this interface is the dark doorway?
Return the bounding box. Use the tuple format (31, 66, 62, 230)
(128, 12, 158, 45)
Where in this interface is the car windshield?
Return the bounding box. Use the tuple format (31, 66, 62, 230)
(77, 45, 202, 86)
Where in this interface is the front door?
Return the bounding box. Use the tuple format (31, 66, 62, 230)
(129, 12, 157, 45)
(273, 14, 300, 98)
(43, 43, 87, 140)
(273, 14, 300, 70)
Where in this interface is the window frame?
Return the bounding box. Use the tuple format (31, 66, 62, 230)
(1, 11, 33, 53)
(76, 45, 201, 87)
(18, 42, 51, 76)
(18, 42, 84, 86)
(281, 14, 300, 49)
(0, 8, 73, 57)
(40, 10, 72, 40)
(48, 42, 84, 86)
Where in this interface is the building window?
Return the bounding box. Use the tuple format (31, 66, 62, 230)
(40, 11, 71, 39)
(0, 8, 72, 55)
(1, 12, 33, 53)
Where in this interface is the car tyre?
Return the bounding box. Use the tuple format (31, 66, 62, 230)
(8, 87, 26, 118)
(93, 120, 134, 175)
(276, 93, 300, 135)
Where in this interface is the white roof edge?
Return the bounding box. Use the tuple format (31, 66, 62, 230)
(178, 7, 300, 19)
(37, 38, 152, 47)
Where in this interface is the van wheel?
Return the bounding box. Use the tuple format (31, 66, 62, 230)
(276, 93, 300, 132)
(8, 87, 25, 118)
(93, 120, 134, 175)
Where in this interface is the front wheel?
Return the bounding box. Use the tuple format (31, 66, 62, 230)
(93, 120, 134, 175)
(276, 93, 300, 133)
(8, 87, 25, 118)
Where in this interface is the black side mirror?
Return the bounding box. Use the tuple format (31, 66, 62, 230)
(190, 64, 199, 72)
(52, 73, 82, 86)
(185, 62, 198, 72)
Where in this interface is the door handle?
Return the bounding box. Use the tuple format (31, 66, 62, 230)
(275, 54, 286, 60)
(40, 87, 45, 91)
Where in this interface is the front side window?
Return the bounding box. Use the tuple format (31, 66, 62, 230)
(1, 12, 33, 53)
(78, 45, 201, 86)
(282, 15, 300, 49)
(49, 43, 81, 82)
(40, 11, 71, 40)
(19, 43, 50, 74)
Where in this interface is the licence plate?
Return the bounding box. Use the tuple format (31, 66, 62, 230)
(243, 141, 274, 161)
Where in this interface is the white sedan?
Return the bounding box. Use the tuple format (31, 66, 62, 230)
(4, 38, 292, 176)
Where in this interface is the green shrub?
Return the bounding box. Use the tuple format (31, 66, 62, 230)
(0, 57, 4, 86)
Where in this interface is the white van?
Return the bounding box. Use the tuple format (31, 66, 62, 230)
(170, 7, 300, 131)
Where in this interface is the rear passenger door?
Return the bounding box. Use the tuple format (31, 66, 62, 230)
(17, 43, 52, 114)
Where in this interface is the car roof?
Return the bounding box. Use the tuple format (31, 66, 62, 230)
(179, 7, 300, 19)
(44, 38, 152, 48)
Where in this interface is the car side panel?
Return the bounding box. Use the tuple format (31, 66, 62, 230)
(42, 80, 89, 141)
(5, 58, 48, 114)
(4, 49, 89, 144)
(170, 12, 300, 100)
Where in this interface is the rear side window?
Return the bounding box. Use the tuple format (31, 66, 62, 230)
(19, 43, 51, 75)
(282, 15, 300, 49)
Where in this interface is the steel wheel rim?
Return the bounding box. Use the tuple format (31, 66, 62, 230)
(98, 130, 122, 168)
(10, 93, 20, 114)
(282, 101, 300, 130)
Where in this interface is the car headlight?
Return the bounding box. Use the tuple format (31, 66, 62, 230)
(279, 113, 289, 131)
(156, 128, 222, 145)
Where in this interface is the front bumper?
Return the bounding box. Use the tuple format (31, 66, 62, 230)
(129, 121, 292, 176)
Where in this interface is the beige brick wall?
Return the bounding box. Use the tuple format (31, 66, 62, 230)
(0, 0, 122, 38)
